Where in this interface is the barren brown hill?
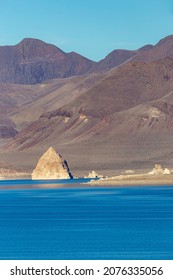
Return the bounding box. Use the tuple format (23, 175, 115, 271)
(58, 57, 173, 118)
(96, 34, 173, 72)
(2, 57, 173, 175)
(0, 38, 141, 85)
(95, 45, 153, 71)
(133, 35, 173, 62)
(2, 35, 173, 175)
(0, 35, 173, 86)
(0, 83, 41, 145)
(0, 71, 104, 149)
(0, 72, 102, 146)
(0, 82, 61, 144)
(96, 49, 138, 71)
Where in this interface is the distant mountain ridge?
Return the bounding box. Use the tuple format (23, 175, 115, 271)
(0, 38, 96, 84)
(1, 35, 173, 84)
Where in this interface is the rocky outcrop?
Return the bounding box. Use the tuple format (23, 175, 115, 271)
(85, 170, 103, 178)
(32, 147, 73, 179)
(148, 164, 171, 175)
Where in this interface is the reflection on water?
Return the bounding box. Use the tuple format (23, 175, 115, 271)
(0, 180, 173, 260)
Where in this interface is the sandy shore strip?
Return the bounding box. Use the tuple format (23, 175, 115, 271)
(87, 174, 173, 186)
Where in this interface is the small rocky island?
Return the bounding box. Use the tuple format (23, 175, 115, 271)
(32, 147, 73, 179)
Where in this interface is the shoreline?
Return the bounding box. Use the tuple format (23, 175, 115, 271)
(87, 173, 173, 186)
(0, 174, 173, 187)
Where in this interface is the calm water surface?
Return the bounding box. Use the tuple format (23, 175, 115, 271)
(0, 179, 173, 260)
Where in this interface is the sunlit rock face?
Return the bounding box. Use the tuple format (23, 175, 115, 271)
(148, 164, 171, 175)
(32, 147, 73, 179)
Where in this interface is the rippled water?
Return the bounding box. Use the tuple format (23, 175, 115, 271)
(0, 179, 173, 260)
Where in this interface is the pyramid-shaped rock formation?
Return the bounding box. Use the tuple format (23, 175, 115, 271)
(32, 147, 73, 179)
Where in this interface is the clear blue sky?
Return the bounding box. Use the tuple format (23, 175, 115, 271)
(1, 0, 173, 61)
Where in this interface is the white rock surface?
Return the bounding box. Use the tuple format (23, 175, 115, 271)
(85, 170, 103, 178)
(148, 164, 170, 175)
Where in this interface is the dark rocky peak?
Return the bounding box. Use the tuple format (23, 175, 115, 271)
(17, 38, 66, 61)
(0, 38, 96, 84)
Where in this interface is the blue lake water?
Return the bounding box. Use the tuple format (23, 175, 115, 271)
(0, 179, 173, 260)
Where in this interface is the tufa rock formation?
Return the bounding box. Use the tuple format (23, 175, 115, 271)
(148, 164, 171, 175)
(85, 170, 103, 178)
(32, 147, 73, 179)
